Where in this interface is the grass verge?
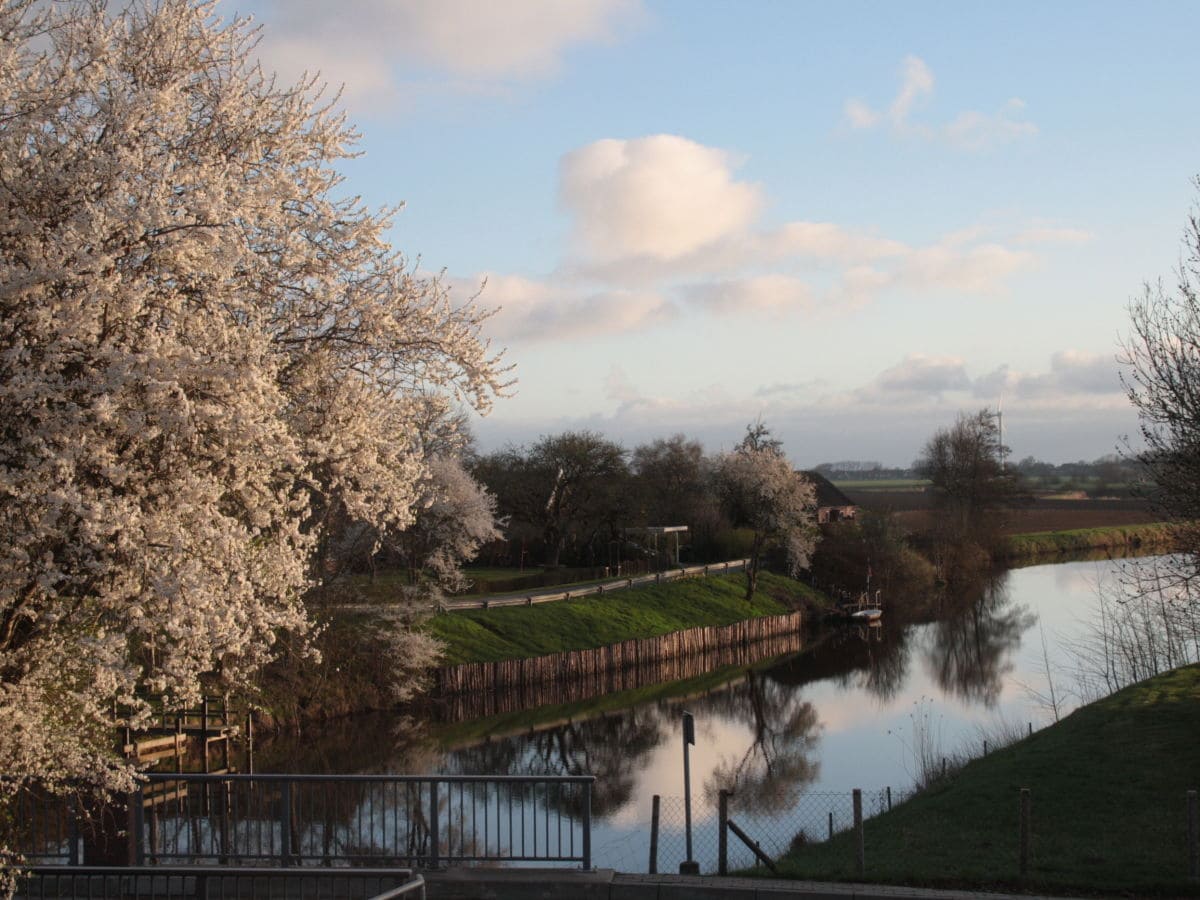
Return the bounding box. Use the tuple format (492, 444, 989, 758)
(771, 663, 1200, 895)
(425, 571, 828, 666)
(1004, 522, 1173, 558)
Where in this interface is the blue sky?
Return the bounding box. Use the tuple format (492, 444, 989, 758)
(228, 0, 1200, 466)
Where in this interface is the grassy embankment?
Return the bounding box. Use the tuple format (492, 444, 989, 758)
(424, 571, 829, 666)
(771, 663, 1200, 896)
(1004, 522, 1174, 558)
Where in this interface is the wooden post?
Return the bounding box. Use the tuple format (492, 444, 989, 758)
(983, 740, 988, 756)
(852, 789, 864, 875)
(1187, 789, 1198, 881)
(886, 786, 892, 811)
(718, 790, 729, 875)
(1019, 788, 1031, 878)
(828, 811, 833, 841)
(648, 795, 660, 874)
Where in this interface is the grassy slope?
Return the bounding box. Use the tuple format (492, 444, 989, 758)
(774, 663, 1200, 895)
(1004, 522, 1173, 557)
(425, 571, 828, 666)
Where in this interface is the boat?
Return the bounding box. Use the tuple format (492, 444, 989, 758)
(838, 588, 884, 623)
(848, 607, 883, 623)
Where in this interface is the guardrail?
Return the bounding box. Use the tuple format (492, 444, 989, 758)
(443, 559, 751, 611)
(13, 774, 595, 871)
(15, 866, 425, 900)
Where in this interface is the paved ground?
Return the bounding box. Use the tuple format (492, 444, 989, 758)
(424, 868, 1079, 900)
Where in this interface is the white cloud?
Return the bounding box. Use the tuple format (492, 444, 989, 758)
(944, 99, 1038, 150)
(459, 134, 1084, 341)
(685, 275, 815, 316)
(250, 0, 643, 108)
(467, 272, 673, 342)
(559, 135, 762, 263)
(844, 56, 1036, 150)
(873, 354, 971, 396)
(889, 55, 934, 126)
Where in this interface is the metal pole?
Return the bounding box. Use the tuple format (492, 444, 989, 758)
(430, 779, 440, 869)
(648, 795, 660, 874)
(718, 790, 729, 875)
(852, 789, 864, 876)
(1187, 789, 1197, 881)
(1019, 788, 1031, 878)
(679, 712, 699, 874)
(581, 780, 592, 871)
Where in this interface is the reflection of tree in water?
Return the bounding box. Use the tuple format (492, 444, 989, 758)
(443, 706, 664, 816)
(699, 670, 821, 815)
(766, 625, 912, 705)
(925, 570, 1036, 706)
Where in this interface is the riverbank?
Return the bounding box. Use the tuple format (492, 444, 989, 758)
(1002, 521, 1173, 560)
(425, 570, 829, 665)
(249, 571, 828, 728)
(769, 662, 1200, 896)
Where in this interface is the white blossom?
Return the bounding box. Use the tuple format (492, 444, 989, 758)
(0, 0, 507, 829)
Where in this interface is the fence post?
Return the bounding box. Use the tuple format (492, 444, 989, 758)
(886, 786, 892, 812)
(67, 793, 79, 866)
(852, 789, 864, 875)
(648, 795, 660, 874)
(128, 783, 145, 866)
(718, 790, 729, 876)
(1019, 788, 1031, 878)
(1187, 789, 1198, 881)
(828, 811, 833, 841)
(582, 780, 592, 870)
(280, 780, 293, 866)
(430, 779, 441, 869)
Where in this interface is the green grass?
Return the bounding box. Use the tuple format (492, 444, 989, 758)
(425, 571, 828, 665)
(771, 663, 1200, 895)
(1004, 522, 1173, 558)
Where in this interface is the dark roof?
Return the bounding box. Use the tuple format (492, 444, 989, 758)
(801, 470, 857, 509)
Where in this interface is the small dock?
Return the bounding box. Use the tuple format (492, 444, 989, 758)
(118, 696, 248, 792)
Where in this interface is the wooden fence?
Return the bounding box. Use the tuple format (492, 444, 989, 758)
(431, 611, 805, 720)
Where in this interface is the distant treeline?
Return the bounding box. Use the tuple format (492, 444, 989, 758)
(815, 454, 1141, 491)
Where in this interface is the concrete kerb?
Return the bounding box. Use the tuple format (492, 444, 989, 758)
(422, 869, 1078, 900)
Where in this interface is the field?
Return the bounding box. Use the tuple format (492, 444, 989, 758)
(844, 487, 1159, 536)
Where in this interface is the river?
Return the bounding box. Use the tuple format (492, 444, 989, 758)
(256, 553, 1150, 872)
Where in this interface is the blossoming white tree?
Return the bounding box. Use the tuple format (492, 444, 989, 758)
(0, 0, 505, 819)
(718, 424, 818, 601)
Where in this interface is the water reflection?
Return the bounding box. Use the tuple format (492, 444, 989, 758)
(702, 670, 820, 814)
(446, 709, 665, 816)
(923, 571, 1036, 706)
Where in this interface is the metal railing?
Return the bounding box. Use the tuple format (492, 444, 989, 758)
(15, 866, 425, 900)
(14, 774, 594, 871)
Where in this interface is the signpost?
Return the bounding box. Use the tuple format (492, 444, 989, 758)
(680, 711, 699, 874)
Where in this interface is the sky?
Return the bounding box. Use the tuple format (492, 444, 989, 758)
(225, 0, 1200, 467)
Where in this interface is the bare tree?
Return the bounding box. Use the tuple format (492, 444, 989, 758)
(914, 409, 1025, 572)
(1121, 187, 1200, 596)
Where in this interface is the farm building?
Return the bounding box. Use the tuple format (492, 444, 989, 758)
(802, 471, 858, 524)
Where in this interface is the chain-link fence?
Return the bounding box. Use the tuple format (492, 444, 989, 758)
(630, 785, 1200, 889)
(637, 787, 915, 875)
